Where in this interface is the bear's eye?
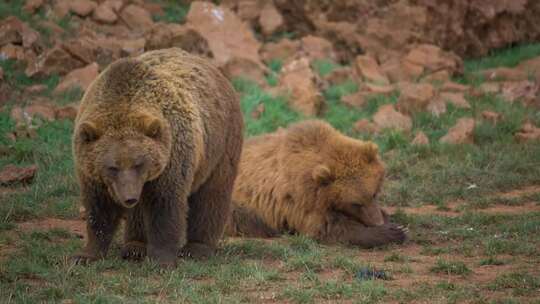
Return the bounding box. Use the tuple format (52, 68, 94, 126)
(107, 166, 119, 175)
(134, 162, 144, 170)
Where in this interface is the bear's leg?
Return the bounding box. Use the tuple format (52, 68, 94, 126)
(319, 213, 408, 248)
(121, 206, 147, 261)
(181, 158, 236, 259)
(72, 185, 122, 265)
(141, 180, 187, 268)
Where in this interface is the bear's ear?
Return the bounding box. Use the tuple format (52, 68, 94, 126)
(362, 142, 379, 163)
(140, 114, 163, 139)
(79, 121, 101, 143)
(312, 165, 334, 185)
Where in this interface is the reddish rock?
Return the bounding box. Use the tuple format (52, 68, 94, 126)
(300, 35, 336, 61)
(501, 80, 538, 103)
(55, 104, 79, 120)
(54, 63, 99, 94)
(422, 70, 451, 83)
(93, 1, 118, 24)
(0, 16, 41, 50)
(373, 104, 412, 133)
(0, 44, 26, 61)
(324, 66, 354, 86)
(278, 57, 324, 116)
(119, 4, 154, 32)
(26, 45, 84, 76)
(355, 55, 389, 84)
(186, 1, 262, 68)
(403, 44, 462, 76)
(52, 0, 71, 19)
(412, 131, 429, 145)
(23, 103, 57, 121)
(260, 38, 300, 63)
(221, 57, 267, 87)
(441, 81, 470, 93)
(515, 122, 540, 143)
(363, 83, 395, 96)
(440, 92, 470, 109)
(440, 118, 475, 145)
(396, 82, 435, 113)
(236, 0, 264, 22)
(353, 119, 380, 135)
(70, 0, 97, 17)
(0, 164, 37, 186)
(341, 92, 367, 108)
(258, 2, 284, 36)
(399, 59, 425, 81)
(481, 111, 502, 124)
(23, 0, 44, 14)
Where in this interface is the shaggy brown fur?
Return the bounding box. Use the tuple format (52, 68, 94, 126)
(226, 120, 407, 248)
(72, 48, 243, 268)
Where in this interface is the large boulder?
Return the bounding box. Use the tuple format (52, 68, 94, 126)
(278, 57, 324, 116)
(186, 1, 263, 69)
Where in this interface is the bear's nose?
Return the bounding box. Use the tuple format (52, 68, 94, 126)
(125, 198, 138, 207)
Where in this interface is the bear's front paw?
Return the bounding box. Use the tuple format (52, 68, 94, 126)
(71, 253, 98, 265)
(178, 242, 216, 260)
(121, 242, 147, 261)
(381, 223, 408, 244)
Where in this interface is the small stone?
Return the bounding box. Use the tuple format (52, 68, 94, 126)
(258, 2, 284, 36)
(353, 119, 380, 135)
(396, 82, 435, 113)
(54, 62, 99, 94)
(0, 164, 38, 186)
(56, 104, 79, 121)
(355, 55, 389, 84)
(481, 111, 502, 124)
(373, 104, 412, 133)
(411, 131, 429, 145)
(93, 2, 118, 24)
(70, 0, 97, 16)
(278, 57, 324, 116)
(341, 91, 368, 108)
(440, 118, 475, 144)
(440, 92, 470, 109)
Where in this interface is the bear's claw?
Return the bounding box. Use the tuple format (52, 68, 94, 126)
(121, 242, 147, 261)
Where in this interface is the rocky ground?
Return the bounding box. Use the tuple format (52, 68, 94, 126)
(1, 0, 540, 303)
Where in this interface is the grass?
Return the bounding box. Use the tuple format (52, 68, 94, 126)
(152, 1, 190, 24)
(430, 259, 471, 276)
(1, 9, 540, 301)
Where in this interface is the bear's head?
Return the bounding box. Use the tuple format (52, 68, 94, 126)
(75, 112, 172, 208)
(311, 139, 386, 227)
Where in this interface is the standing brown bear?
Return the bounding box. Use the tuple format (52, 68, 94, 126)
(226, 120, 407, 248)
(72, 48, 243, 268)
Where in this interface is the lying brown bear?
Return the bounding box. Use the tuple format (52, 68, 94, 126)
(226, 120, 407, 247)
(72, 48, 243, 267)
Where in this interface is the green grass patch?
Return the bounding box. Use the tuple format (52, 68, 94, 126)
(152, 0, 190, 23)
(488, 272, 540, 296)
(464, 43, 540, 72)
